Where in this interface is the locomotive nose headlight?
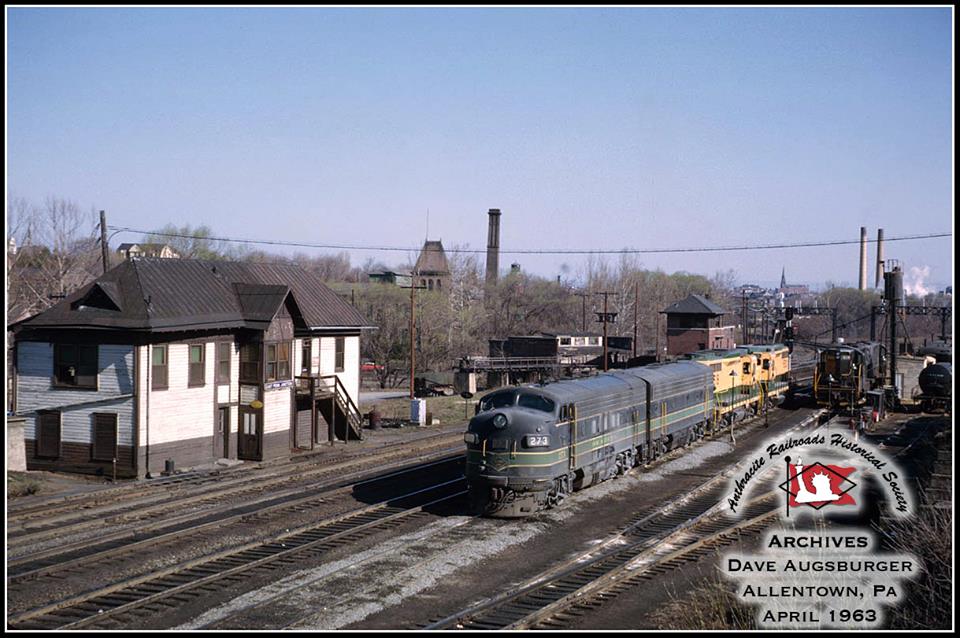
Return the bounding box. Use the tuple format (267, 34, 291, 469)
(463, 432, 478, 444)
(492, 413, 508, 429)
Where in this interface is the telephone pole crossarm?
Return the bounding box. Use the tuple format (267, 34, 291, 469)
(593, 291, 619, 372)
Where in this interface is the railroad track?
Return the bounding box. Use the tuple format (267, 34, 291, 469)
(7, 430, 464, 548)
(6, 426, 462, 528)
(7, 478, 469, 630)
(7, 407, 819, 629)
(187, 408, 817, 629)
(422, 409, 827, 631)
(6, 454, 463, 592)
(424, 408, 934, 631)
(201, 517, 488, 630)
(526, 503, 778, 630)
(423, 481, 781, 630)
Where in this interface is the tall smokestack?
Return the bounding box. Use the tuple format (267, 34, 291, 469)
(875, 228, 884, 289)
(486, 208, 501, 285)
(858, 226, 867, 291)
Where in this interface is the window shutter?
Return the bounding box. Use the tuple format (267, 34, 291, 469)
(152, 345, 168, 390)
(37, 411, 61, 459)
(92, 413, 118, 461)
(217, 342, 231, 384)
(335, 337, 345, 372)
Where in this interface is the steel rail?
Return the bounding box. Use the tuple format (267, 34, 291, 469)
(424, 409, 824, 630)
(7, 431, 464, 543)
(7, 426, 462, 523)
(516, 499, 780, 629)
(425, 489, 779, 631)
(7, 452, 463, 583)
(524, 413, 939, 629)
(8, 478, 468, 630)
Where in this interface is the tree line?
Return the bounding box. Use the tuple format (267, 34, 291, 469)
(6, 196, 951, 389)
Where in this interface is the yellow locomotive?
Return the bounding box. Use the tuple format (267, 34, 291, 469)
(685, 344, 790, 424)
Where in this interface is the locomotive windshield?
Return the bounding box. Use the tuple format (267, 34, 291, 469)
(517, 393, 556, 414)
(479, 391, 516, 412)
(477, 390, 556, 414)
(821, 351, 852, 376)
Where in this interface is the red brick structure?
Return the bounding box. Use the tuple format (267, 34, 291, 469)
(661, 294, 736, 356)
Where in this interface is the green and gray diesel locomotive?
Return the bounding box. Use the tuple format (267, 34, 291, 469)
(463, 361, 717, 517)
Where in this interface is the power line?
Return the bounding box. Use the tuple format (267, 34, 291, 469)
(808, 311, 875, 339)
(112, 226, 951, 257)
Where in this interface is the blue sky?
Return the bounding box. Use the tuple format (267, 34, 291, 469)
(6, 7, 954, 290)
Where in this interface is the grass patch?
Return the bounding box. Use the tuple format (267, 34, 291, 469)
(361, 394, 474, 428)
(880, 501, 952, 629)
(650, 577, 757, 630)
(7, 471, 45, 498)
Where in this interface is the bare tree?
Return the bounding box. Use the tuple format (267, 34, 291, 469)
(355, 284, 410, 389)
(296, 251, 364, 283)
(7, 197, 99, 322)
(144, 223, 225, 259)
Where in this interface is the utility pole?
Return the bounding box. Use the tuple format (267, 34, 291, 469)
(593, 291, 619, 372)
(884, 263, 903, 395)
(575, 291, 590, 332)
(655, 312, 661, 362)
(406, 278, 428, 400)
(99, 210, 110, 274)
(632, 281, 638, 359)
(741, 290, 748, 345)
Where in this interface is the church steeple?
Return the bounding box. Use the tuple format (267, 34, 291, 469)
(780, 267, 787, 289)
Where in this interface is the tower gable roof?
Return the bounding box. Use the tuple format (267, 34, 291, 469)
(413, 240, 450, 275)
(660, 294, 727, 316)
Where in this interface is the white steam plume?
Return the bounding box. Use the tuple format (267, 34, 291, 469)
(903, 266, 931, 297)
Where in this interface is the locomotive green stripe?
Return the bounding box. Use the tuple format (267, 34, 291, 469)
(764, 377, 790, 396)
(466, 402, 710, 470)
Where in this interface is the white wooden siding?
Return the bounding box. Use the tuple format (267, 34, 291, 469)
(317, 335, 359, 405)
(310, 337, 320, 375)
(141, 342, 216, 446)
(17, 342, 135, 447)
(263, 386, 291, 435)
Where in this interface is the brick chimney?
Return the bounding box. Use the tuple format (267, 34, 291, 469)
(485, 208, 501, 285)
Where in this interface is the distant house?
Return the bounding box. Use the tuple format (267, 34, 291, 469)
(412, 240, 451, 293)
(541, 331, 632, 366)
(9, 259, 372, 478)
(116, 243, 181, 260)
(367, 270, 412, 287)
(488, 332, 632, 367)
(661, 294, 736, 355)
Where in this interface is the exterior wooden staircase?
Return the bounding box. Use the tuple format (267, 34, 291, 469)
(295, 374, 363, 442)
